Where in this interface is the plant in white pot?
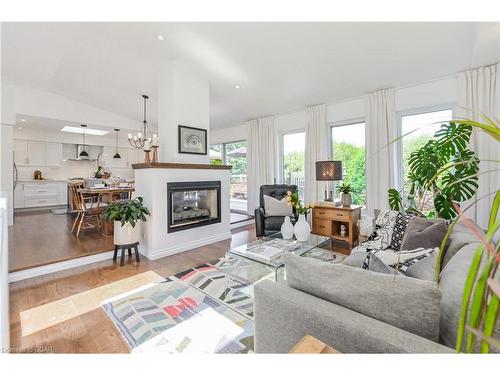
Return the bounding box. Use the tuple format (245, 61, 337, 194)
(101, 197, 150, 245)
(286, 191, 313, 242)
(337, 182, 353, 207)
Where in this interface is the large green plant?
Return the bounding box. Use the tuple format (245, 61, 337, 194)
(388, 121, 479, 219)
(101, 197, 150, 227)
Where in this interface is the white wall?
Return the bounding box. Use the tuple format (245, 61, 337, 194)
(158, 62, 210, 163)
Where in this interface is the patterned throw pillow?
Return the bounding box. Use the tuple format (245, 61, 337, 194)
(390, 213, 413, 251)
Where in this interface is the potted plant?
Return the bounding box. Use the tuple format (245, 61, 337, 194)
(286, 191, 313, 241)
(337, 182, 353, 207)
(101, 197, 150, 245)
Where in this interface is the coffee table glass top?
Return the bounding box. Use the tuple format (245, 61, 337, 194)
(227, 232, 331, 268)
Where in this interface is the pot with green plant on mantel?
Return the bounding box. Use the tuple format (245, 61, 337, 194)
(101, 197, 150, 245)
(337, 182, 353, 207)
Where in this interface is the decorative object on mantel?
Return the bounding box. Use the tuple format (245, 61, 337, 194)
(132, 162, 232, 170)
(337, 182, 353, 207)
(151, 136, 159, 163)
(315, 160, 343, 202)
(280, 216, 294, 239)
(143, 149, 152, 164)
(128, 94, 158, 150)
(113, 128, 121, 159)
(178, 125, 208, 155)
(287, 190, 313, 242)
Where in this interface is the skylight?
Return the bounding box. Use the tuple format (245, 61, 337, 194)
(60, 126, 109, 136)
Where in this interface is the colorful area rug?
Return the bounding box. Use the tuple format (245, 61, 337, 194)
(101, 261, 259, 353)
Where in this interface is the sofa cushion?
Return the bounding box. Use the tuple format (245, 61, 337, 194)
(401, 217, 447, 251)
(342, 251, 368, 268)
(368, 252, 401, 275)
(442, 220, 480, 268)
(263, 216, 295, 231)
(284, 253, 441, 341)
(263, 195, 292, 216)
(405, 250, 438, 281)
(438, 241, 496, 350)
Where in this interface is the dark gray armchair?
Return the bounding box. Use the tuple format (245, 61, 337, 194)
(254, 184, 297, 237)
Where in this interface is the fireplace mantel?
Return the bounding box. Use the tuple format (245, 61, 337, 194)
(132, 162, 232, 170)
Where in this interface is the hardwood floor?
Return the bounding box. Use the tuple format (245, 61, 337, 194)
(9, 210, 114, 272)
(9, 224, 258, 353)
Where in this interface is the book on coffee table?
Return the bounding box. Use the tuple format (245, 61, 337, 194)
(244, 239, 300, 262)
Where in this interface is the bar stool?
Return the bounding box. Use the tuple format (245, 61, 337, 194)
(113, 242, 140, 266)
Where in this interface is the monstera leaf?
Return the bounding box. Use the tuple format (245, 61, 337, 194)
(441, 149, 479, 202)
(434, 193, 457, 220)
(408, 141, 443, 186)
(388, 188, 403, 211)
(435, 122, 472, 157)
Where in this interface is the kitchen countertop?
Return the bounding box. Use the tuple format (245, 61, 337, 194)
(17, 180, 68, 183)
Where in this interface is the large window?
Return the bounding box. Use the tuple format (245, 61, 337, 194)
(281, 131, 305, 199)
(399, 108, 453, 190)
(210, 141, 247, 212)
(330, 121, 366, 205)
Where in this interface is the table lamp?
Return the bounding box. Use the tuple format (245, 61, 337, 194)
(315, 160, 343, 202)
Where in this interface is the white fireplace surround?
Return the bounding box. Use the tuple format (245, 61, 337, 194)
(133, 164, 232, 260)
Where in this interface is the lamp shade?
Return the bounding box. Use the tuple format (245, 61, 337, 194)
(315, 160, 342, 181)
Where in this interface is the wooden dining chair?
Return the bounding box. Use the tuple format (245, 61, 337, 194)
(69, 183, 104, 236)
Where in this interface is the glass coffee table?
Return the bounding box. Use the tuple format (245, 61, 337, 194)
(218, 232, 339, 284)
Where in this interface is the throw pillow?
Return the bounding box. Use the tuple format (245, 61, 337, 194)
(370, 247, 437, 275)
(389, 213, 413, 251)
(405, 250, 438, 281)
(401, 217, 447, 251)
(369, 251, 401, 275)
(352, 210, 399, 253)
(263, 195, 293, 216)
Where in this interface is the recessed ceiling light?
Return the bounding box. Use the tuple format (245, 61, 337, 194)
(17, 127, 22, 130)
(60, 126, 109, 136)
(157, 35, 165, 41)
(20, 118, 26, 122)
(235, 85, 240, 89)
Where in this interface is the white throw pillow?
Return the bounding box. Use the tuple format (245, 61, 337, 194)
(263, 195, 293, 216)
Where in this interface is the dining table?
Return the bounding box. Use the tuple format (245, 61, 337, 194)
(77, 186, 135, 236)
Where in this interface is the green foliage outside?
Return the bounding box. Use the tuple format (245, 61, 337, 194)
(332, 142, 366, 205)
(284, 151, 305, 174)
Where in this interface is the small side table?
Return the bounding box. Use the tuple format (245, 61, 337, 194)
(113, 242, 140, 266)
(289, 335, 339, 354)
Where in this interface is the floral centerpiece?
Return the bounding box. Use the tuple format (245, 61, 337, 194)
(286, 191, 314, 241)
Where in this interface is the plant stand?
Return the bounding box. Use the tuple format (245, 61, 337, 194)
(113, 241, 140, 266)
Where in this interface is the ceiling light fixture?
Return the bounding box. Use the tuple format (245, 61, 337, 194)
(20, 118, 26, 122)
(128, 94, 157, 150)
(60, 126, 109, 136)
(17, 127, 22, 130)
(157, 35, 165, 41)
(235, 85, 240, 89)
(79, 124, 89, 157)
(113, 129, 121, 159)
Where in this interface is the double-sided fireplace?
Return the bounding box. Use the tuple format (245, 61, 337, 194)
(167, 181, 221, 233)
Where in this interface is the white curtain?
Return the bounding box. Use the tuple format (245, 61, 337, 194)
(247, 116, 276, 213)
(365, 88, 397, 215)
(304, 104, 328, 204)
(456, 63, 500, 229)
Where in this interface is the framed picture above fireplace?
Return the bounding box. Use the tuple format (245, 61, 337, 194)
(178, 125, 208, 155)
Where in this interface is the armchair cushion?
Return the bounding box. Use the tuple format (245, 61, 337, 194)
(263, 195, 292, 216)
(283, 253, 441, 341)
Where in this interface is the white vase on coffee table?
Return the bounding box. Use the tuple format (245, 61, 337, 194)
(281, 216, 294, 239)
(294, 214, 311, 242)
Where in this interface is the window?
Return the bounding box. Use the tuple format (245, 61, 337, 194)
(209, 141, 247, 212)
(398, 108, 453, 191)
(281, 131, 305, 199)
(330, 121, 366, 205)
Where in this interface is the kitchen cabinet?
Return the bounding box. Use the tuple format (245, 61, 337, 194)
(13, 139, 62, 167)
(13, 140, 29, 165)
(45, 142, 63, 166)
(15, 181, 67, 209)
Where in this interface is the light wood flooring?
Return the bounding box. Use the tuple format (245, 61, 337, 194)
(9, 224, 258, 353)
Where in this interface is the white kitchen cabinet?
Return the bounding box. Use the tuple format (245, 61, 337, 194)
(14, 183, 25, 208)
(46, 142, 63, 166)
(27, 141, 47, 166)
(15, 181, 67, 209)
(13, 140, 29, 165)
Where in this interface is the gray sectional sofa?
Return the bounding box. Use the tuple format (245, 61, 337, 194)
(254, 219, 497, 353)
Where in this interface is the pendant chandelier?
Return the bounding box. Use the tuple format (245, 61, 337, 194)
(79, 124, 89, 157)
(128, 94, 156, 149)
(113, 129, 121, 159)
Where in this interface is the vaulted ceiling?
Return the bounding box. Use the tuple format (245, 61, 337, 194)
(2, 22, 499, 128)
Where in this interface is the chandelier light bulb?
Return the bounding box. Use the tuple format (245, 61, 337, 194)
(128, 133, 132, 139)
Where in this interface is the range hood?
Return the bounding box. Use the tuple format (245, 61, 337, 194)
(68, 144, 100, 161)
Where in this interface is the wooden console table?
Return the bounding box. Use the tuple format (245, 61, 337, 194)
(312, 204, 362, 249)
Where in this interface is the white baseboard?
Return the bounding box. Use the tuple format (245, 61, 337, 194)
(9, 250, 115, 283)
(230, 219, 254, 229)
(145, 231, 232, 260)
